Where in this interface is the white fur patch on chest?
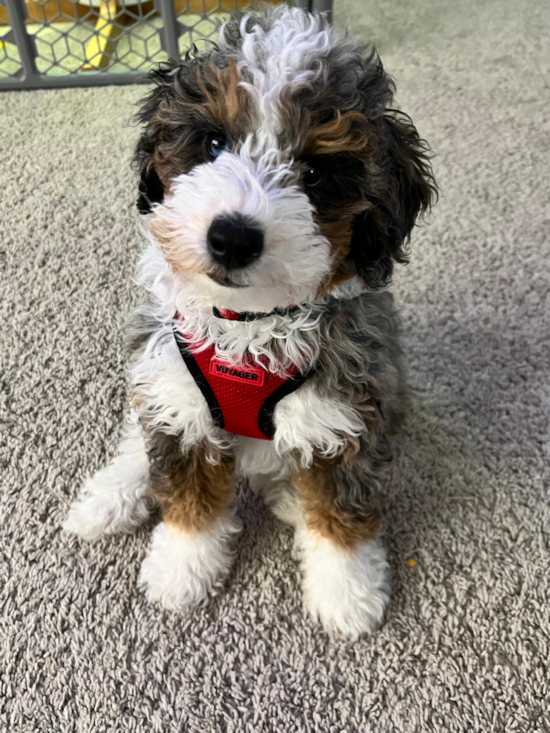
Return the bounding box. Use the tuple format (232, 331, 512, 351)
(136, 245, 325, 376)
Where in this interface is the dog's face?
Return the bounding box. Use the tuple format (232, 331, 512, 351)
(135, 7, 435, 311)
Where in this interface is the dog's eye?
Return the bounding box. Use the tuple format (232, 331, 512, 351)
(303, 162, 324, 188)
(206, 133, 227, 160)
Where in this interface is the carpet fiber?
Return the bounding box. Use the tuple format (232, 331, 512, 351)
(1, 1, 549, 731)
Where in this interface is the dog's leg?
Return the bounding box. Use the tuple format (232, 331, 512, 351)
(262, 477, 303, 529)
(291, 454, 390, 639)
(64, 411, 154, 541)
(138, 433, 240, 610)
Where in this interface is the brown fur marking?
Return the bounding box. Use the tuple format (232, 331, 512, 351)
(316, 217, 355, 295)
(148, 58, 255, 279)
(295, 108, 376, 297)
(316, 200, 374, 296)
(147, 431, 235, 534)
(151, 57, 250, 187)
(198, 58, 250, 131)
(292, 456, 381, 552)
(148, 208, 210, 279)
(303, 111, 369, 156)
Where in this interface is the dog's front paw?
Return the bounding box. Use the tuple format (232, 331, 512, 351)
(64, 459, 152, 542)
(138, 517, 241, 611)
(299, 533, 390, 639)
(64, 412, 152, 542)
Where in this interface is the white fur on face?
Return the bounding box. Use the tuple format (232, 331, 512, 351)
(221, 7, 336, 153)
(149, 153, 333, 313)
(145, 7, 348, 313)
(63, 411, 153, 541)
(138, 516, 242, 610)
(298, 531, 391, 639)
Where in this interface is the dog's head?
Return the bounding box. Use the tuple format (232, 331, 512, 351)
(134, 6, 436, 312)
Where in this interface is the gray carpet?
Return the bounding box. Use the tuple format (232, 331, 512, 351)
(1, 0, 549, 730)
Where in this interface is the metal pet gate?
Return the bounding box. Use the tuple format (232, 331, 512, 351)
(0, 0, 332, 90)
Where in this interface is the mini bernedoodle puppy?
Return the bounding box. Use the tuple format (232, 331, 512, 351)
(65, 5, 436, 639)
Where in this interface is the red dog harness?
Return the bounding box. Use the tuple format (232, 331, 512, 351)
(174, 309, 310, 440)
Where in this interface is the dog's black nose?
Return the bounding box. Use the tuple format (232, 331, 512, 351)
(207, 214, 264, 270)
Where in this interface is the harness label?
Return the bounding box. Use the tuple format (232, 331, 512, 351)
(209, 358, 265, 387)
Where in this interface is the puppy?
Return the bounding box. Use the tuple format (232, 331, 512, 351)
(65, 5, 435, 639)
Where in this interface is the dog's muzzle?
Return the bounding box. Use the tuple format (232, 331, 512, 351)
(207, 213, 264, 271)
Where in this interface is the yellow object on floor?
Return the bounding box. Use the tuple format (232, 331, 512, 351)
(82, 0, 125, 71)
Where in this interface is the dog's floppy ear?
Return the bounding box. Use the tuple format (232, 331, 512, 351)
(349, 111, 436, 287)
(133, 62, 180, 214)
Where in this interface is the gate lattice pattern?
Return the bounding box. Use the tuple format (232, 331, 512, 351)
(0, 0, 332, 90)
